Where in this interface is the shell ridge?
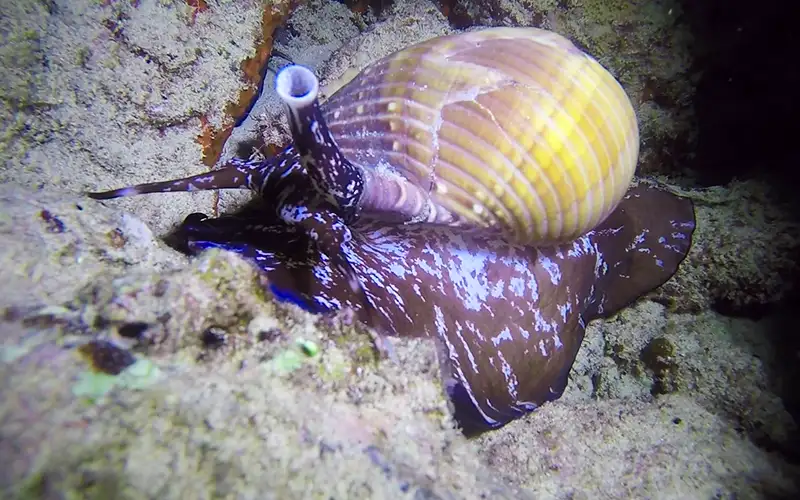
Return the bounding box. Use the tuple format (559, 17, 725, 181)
(326, 82, 443, 121)
(442, 96, 540, 236)
(520, 77, 610, 237)
(405, 59, 537, 235)
(327, 103, 435, 136)
(518, 54, 608, 232)
(470, 39, 634, 233)
(451, 49, 580, 238)
(563, 58, 638, 212)
(421, 72, 528, 231)
(480, 84, 572, 239)
(436, 108, 528, 230)
(432, 156, 511, 227)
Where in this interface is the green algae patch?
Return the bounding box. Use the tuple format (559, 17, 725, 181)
(317, 345, 351, 383)
(72, 358, 161, 402)
(264, 349, 305, 375)
(263, 338, 321, 375)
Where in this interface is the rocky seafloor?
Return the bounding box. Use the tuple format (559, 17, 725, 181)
(1, 0, 799, 498)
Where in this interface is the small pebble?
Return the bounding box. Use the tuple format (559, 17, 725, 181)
(201, 326, 227, 349)
(118, 321, 150, 339)
(78, 339, 135, 375)
(248, 315, 281, 340)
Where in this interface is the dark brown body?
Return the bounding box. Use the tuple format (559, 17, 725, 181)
(181, 184, 695, 433)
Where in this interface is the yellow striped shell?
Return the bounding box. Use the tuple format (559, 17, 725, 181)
(324, 27, 639, 244)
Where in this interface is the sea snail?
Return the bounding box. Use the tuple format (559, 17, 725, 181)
(88, 28, 693, 434)
(171, 185, 695, 435)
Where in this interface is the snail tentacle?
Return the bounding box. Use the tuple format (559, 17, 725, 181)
(86, 154, 291, 201)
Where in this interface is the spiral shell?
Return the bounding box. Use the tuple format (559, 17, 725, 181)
(324, 27, 639, 244)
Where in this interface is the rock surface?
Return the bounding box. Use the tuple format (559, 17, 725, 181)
(1, 0, 798, 498)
